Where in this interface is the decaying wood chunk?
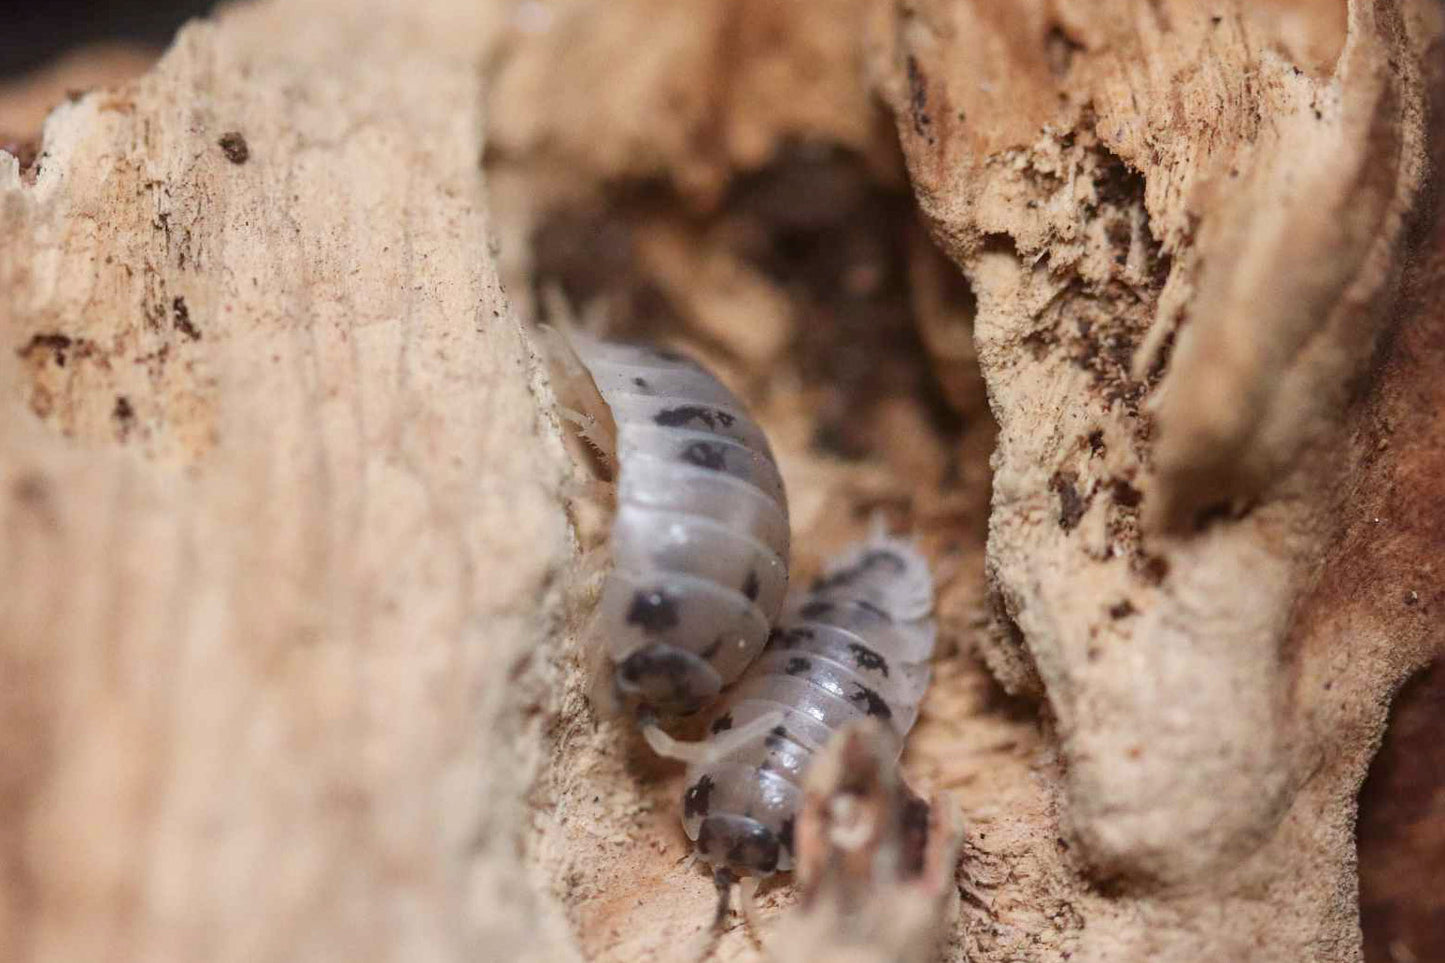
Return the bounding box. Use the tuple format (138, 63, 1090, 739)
(772, 718, 960, 963)
(0, 3, 580, 961)
(869, 0, 1445, 958)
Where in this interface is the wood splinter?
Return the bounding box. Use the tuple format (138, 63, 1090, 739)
(771, 717, 961, 963)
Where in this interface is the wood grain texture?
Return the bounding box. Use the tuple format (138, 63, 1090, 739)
(0, 2, 577, 960)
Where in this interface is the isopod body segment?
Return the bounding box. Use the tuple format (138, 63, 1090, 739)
(681, 535, 937, 877)
(563, 333, 792, 717)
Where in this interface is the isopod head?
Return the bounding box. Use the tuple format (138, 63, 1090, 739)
(696, 813, 783, 877)
(613, 643, 723, 716)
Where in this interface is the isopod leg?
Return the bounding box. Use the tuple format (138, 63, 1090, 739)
(738, 875, 767, 948)
(712, 867, 734, 931)
(640, 709, 786, 765)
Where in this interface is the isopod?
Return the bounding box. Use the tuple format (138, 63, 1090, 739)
(676, 531, 937, 922)
(545, 325, 792, 723)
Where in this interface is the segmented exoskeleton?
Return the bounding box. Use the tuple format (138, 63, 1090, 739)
(677, 533, 936, 917)
(549, 328, 791, 720)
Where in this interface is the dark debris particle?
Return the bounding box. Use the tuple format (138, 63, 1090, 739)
(173, 296, 201, 341)
(710, 713, 733, 735)
(1050, 470, 1088, 531)
(1140, 555, 1170, 585)
(112, 396, 134, 424)
(848, 642, 889, 676)
(626, 589, 680, 634)
(1192, 500, 1236, 531)
(1108, 600, 1137, 620)
(683, 775, 715, 819)
(906, 55, 934, 143)
(1110, 477, 1143, 509)
(1086, 430, 1106, 457)
(17, 332, 74, 365)
(218, 131, 250, 164)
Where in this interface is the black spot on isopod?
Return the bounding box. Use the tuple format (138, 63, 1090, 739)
(848, 642, 889, 676)
(632, 376, 649, 389)
(684, 775, 715, 819)
(856, 599, 893, 622)
(850, 684, 893, 720)
(700, 637, 724, 660)
(714, 410, 735, 427)
(811, 550, 907, 592)
(626, 589, 680, 633)
(776, 628, 814, 648)
(710, 713, 733, 734)
(649, 346, 686, 363)
(799, 601, 834, 620)
(742, 570, 760, 601)
(680, 440, 727, 471)
(785, 657, 811, 676)
(859, 550, 906, 573)
(765, 725, 788, 750)
(618, 647, 688, 683)
(655, 405, 719, 430)
(779, 816, 795, 854)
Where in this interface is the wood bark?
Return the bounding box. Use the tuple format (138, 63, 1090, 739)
(1, 4, 577, 960)
(3, 1, 1442, 962)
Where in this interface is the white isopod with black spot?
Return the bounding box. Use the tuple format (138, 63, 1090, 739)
(674, 532, 936, 918)
(545, 324, 791, 723)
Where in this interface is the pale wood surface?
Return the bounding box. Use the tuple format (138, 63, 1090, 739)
(1, 3, 577, 960)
